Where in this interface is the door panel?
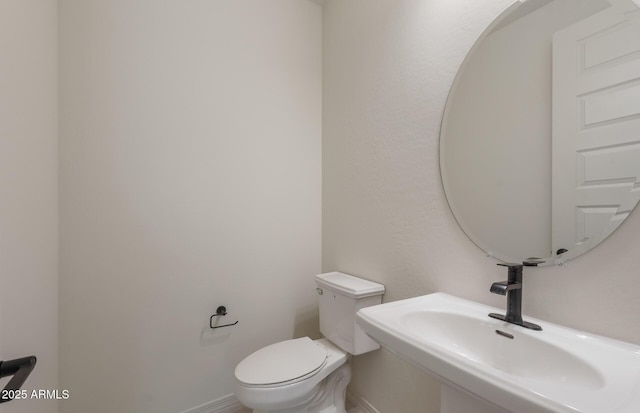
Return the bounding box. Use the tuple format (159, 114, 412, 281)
(552, 4, 640, 258)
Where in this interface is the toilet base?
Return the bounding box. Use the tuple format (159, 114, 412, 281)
(255, 363, 351, 413)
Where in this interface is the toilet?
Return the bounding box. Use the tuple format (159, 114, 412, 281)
(234, 272, 385, 413)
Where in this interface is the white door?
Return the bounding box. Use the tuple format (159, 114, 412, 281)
(552, 1, 640, 260)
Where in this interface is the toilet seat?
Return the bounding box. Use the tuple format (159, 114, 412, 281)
(235, 337, 327, 387)
(234, 338, 349, 411)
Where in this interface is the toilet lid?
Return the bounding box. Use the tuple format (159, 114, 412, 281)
(235, 337, 327, 386)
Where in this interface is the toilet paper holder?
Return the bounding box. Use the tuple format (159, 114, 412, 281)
(210, 305, 239, 329)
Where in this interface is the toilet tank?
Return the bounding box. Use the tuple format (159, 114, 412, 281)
(315, 272, 385, 355)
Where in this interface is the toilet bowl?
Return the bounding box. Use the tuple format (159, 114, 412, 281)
(234, 272, 385, 413)
(235, 338, 349, 412)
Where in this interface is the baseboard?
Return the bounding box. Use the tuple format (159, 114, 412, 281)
(182, 392, 376, 413)
(179, 394, 251, 413)
(347, 391, 381, 413)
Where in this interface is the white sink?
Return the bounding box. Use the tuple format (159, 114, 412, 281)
(356, 293, 640, 413)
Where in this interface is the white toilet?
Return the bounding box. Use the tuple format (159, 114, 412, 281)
(234, 272, 385, 413)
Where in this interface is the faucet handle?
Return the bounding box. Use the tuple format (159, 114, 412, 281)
(497, 263, 523, 281)
(497, 263, 523, 269)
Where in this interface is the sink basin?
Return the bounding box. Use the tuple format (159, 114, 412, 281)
(356, 293, 640, 413)
(402, 311, 604, 390)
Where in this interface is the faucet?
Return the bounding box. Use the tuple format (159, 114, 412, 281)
(489, 263, 542, 331)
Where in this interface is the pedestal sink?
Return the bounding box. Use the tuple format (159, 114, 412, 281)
(355, 293, 640, 413)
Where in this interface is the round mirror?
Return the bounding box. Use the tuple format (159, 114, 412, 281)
(440, 0, 640, 265)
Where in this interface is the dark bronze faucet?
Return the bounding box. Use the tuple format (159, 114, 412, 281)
(489, 263, 542, 331)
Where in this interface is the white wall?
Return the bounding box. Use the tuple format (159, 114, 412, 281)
(0, 1, 59, 412)
(58, 1, 322, 412)
(323, 0, 640, 412)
